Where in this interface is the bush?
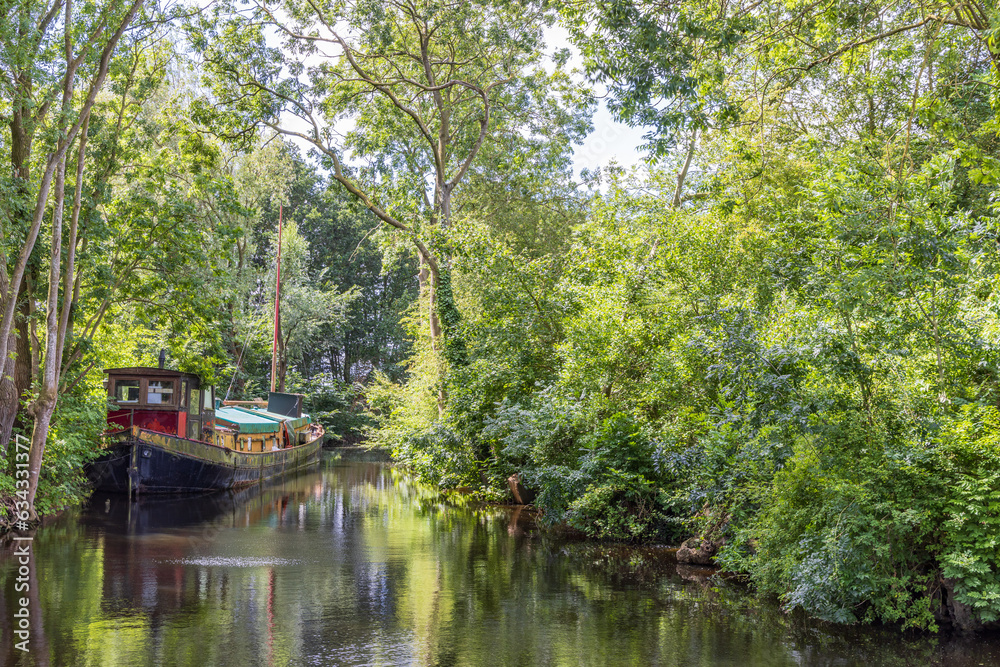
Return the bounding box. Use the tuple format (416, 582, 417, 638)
(565, 471, 674, 542)
(0, 391, 107, 524)
(721, 410, 946, 630)
(938, 405, 1000, 624)
(368, 368, 481, 489)
(297, 374, 375, 444)
(485, 405, 682, 541)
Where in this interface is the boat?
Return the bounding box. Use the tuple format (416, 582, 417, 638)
(86, 363, 324, 493)
(86, 205, 323, 493)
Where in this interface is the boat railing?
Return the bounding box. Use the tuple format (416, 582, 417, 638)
(222, 399, 268, 408)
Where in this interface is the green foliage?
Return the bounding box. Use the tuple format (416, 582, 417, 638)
(367, 342, 481, 489)
(939, 406, 1000, 622)
(294, 185, 418, 384)
(296, 374, 374, 444)
(0, 391, 107, 523)
(436, 266, 468, 367)
(373, 134, 1000, 631)
(723, 416, 945, 629)
(4, 0, 1000, 636)
(563, 0, 745, 155)
(563, 414, 676, 542)
(565, 471, 671, 542)
(32, 394, 108, 516)
(716, 405, 1000, 631)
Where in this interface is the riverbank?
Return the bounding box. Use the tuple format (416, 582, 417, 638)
(0, 492, 78, 536)
(323, 443, 392, 462)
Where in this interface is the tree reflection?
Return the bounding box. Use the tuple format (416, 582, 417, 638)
(0, 458, 991, 666)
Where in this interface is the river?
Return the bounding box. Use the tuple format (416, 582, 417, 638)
(1, 455, 999, 666)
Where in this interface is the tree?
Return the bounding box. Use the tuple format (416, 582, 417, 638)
(0, 0, 151, 459)
(6, 24, 262, 513)
(190, 0, 591, 407)
(295, 183, 417, 384)
(267, 220, 356, 391)
(563, 0, 744, 157)
(0, 0, 164, 511)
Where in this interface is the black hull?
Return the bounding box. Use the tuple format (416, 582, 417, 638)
(86, 427, 323, 493)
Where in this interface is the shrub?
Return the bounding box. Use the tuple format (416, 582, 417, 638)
(721, 412, 946, 630)
(297, 375, 375, 444)
(938, 405, 1000, 624)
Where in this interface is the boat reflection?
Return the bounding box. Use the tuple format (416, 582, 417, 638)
(81, 462, 323, 622)
(87, 460, 324, 530)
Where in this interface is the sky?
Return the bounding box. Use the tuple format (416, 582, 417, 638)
(573, 101, 649, 176)
(546, 25, 649, 176)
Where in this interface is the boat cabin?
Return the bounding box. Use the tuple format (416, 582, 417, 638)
(106, 367, 216, 441)
(214, 393, 311, 452)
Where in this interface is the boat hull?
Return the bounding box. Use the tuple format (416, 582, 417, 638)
(87, 426, 323, 493)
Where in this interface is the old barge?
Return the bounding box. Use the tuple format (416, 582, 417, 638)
(87, 365, 324, 493)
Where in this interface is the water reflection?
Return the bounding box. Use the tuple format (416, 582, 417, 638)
(2, 456, 1000, 666)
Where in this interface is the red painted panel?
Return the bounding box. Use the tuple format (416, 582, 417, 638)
(107, 411, 131, 430)
(178, 412, 187, 438)
(108, 409, 179, 436)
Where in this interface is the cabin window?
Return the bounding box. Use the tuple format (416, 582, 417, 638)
(114, 379, 141, 403)
(189, 389, 200, 416)
(180, 381, 188, 408)
(147, 380, 175, 405)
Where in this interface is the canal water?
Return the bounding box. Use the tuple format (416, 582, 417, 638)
(2, 455, 1000, 666)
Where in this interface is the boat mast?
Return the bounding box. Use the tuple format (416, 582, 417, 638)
(271, 205, 282, 393)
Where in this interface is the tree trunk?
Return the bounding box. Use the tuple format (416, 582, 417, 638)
(672, 129, 697, 208)
(26, 147, 68, 513)
(342, 340, 351, 383)
(24, 395, 54, 517)
(429, 271, 442, 349)
(0, 336, 18, 457)
(2, 76, 35, 456)
(416, 251, 447, 412)
(0, 300, 31, 455)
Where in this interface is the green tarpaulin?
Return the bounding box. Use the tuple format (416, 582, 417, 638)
(215, 406, 312, 433)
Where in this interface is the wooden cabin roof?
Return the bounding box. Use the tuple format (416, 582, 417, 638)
(105, 367, 202, 382)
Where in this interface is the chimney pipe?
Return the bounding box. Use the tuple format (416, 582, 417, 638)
(158, 349, 166, 369)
